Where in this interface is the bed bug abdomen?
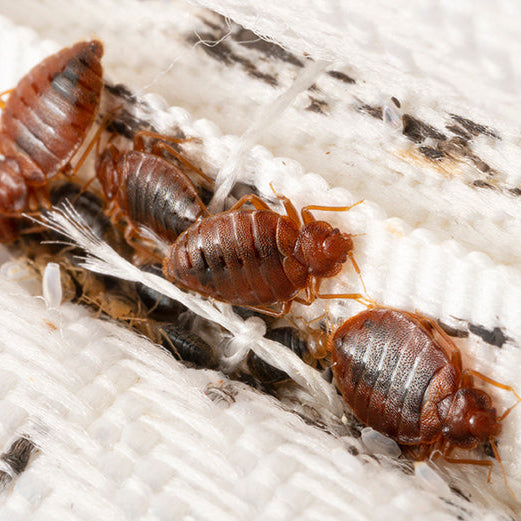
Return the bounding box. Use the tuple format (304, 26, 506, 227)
(119, 151, 209, 242)
(0, 40, 103, 184)
(331, 308, 457, 444)
(165, 210, 302, 306)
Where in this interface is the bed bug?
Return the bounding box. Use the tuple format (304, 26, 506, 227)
(95, 130, 210, 244)
(135, 263, 188, 321)
(330, 307, 520, 491)
(0, 40, 104, 234)
(48, 182, 128, 254)
(157, 322, 218, 369)
(164, 188, 366, 316)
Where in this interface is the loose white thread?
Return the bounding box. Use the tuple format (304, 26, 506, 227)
(208, 58, 330, 212)
(36, 205, 345, 421)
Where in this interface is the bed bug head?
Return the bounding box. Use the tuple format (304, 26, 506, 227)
(297, 221, 353, 277)
(96, 144, 121, 200)
(0, 157, 26, 213)
(442, 388, 501, 448)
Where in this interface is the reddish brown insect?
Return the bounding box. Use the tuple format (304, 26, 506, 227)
(96, 130, 210, 244)
(330, 307, 520, 490)
(163, 189, 365, 316)
(0, 40, 104, 238)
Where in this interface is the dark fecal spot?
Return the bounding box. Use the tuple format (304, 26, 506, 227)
(402, 115, 446, 143)
(187, 33, 278, 86)
(449, 485, 471, 503)
(346, 445, 360, 456)
(438, 136, 469, 156)
(390, 97, 401, 108)
(437, 321, 469, 338)
(357, 103, 383, 120)
(474, 160, 493, 175)
(327, 70, 356, 84)
(233, 27, 305, 67)
(306, 96, 329, 115)
(104, 108, 154, 140)
(245, 67, 278, 86)
(198, 16, 223, 32)
(445, 124, 471, 140)
(1, 438, 35, 475)
(468, 323, 508, 348)
(187, 32, 234, 65)
(472, 180, 496, 190)
(104, 82, 137, 103)
(419, 146, 445, 161)
(450, 114, 500, 140)
(508, 187, 521, 197)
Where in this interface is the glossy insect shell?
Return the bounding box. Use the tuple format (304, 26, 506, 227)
(164, 209, 306, 307)
(160, 323, 218, 369)
(330, 308, 500, 448)
(0, 40, 103, 185)
(97, 148, 209, 242)
(136, 263, 188, 320)
(48, 182, 128, 256)
(247, 350, 289, 384)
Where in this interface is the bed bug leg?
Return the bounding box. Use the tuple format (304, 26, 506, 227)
(294, 276, 375, 308)
(242, 300, 293, 318)
(133, 129, 211, 184)
(488, 437, 517, 499)
(0, 88, 14, 109)
(347, 252, 368, 294)
(441, 456, 495, 480)
(229, 194, 272, 211)
(133, 129, 194, 146)
(462, 369, 521, 416)
(300, 200, 364, 225)
(123, 225, 163, 263)
(268, 183, 301, 226)
(68, 113, 115, 181)
(151, 141, 213, 185)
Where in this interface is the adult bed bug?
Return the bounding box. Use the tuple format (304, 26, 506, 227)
(164, 188, 366, 316)
(330, 307, 520, 492)
(96, 130, 210, 244)
(0, 40, 104, 237)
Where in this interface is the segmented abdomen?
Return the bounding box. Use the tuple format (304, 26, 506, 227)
(331, 308, 451, 444)
(118, 151, 209, 242)
(0, 40, 103, 184)
(165, 210, 302, 306)
(266, 327, 310, 361)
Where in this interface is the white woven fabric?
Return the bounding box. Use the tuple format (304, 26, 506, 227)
(0, 2, 520, 520)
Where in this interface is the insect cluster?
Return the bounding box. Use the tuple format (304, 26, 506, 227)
(0, 40, 518, 497)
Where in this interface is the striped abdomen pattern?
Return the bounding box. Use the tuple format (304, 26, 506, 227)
(165, 209, 304, 306)
(331, 308, 454, 444)
(0, 40, 103, 184)
(117, 151, 209, 242)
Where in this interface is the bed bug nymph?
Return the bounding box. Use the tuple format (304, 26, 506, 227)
(330, 307, 520, 494)
(164, 185, 367, 316)
(95, 129, 210, 245)
(0, 40, 104, 240)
